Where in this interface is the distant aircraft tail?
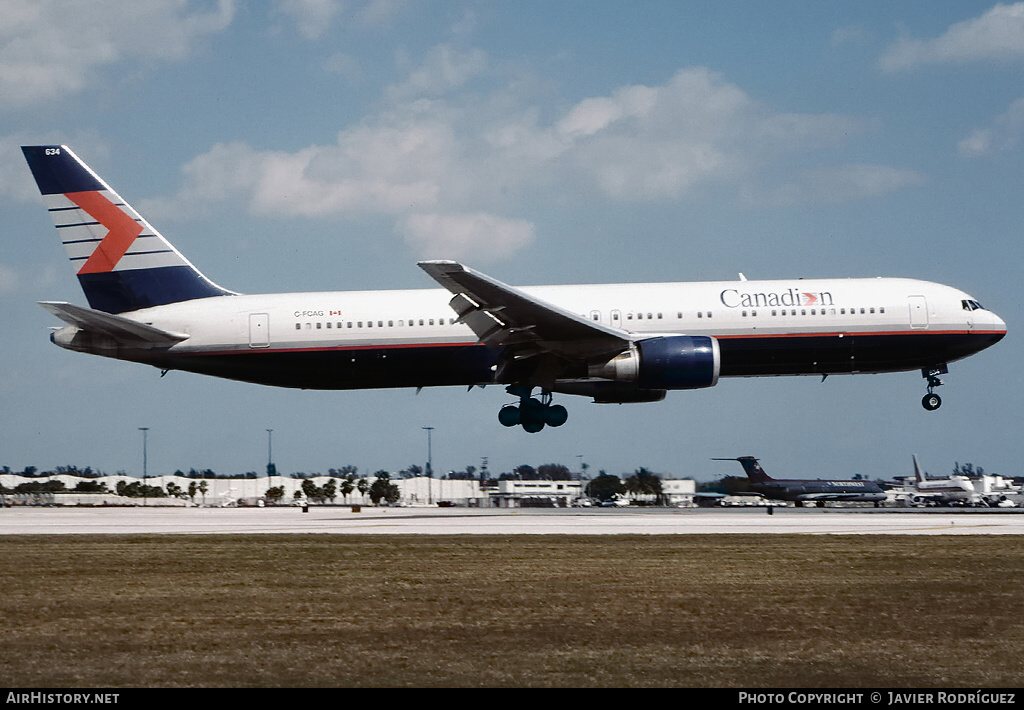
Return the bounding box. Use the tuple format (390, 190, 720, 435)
(713, 456, 773, 482)
(912, 454, 925, 483)
(22, 145, 232, 314)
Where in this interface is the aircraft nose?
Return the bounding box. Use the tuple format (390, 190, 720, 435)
(990, 310, 1007, 336)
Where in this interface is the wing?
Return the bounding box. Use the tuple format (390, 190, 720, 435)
(418, 260, 631, 362)
(39, 301, 189, 347)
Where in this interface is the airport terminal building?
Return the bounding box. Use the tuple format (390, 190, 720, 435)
(1, 472, 698, 508)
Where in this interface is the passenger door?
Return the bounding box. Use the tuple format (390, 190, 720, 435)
(249, 313, 270, 348)
(908, 296, 928, 329)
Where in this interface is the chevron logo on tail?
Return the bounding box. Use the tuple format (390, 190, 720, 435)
(65, 190, 145, 274)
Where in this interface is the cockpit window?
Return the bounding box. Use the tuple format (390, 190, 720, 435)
(961, 299, 985, 311)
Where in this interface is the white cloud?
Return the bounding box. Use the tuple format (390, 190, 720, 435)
(358, 0, 411, 28)
(323, 52, 361, 81)
(0, 0, 235, 109)
(831, 25, 869, 47)
(152, 54, 912, 263)
(0, 262, 18, 294)
(386, 44, 487, 99)
(880, 3, 1024, 72)
(958, 96, 1024, 157)
(742, 165, 926, 207)
(553, 68, 861, 201)
(398, 212, 535, 263)
(275, 0, 342, 40)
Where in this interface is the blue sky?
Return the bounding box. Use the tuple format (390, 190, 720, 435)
(1, 1, 1022, 481)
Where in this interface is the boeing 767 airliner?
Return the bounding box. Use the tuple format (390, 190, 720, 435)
(22, 145, 1006, 432)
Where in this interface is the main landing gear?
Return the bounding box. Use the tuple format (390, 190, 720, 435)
(921, 365, 947, 411)
(498, 386, 568, 433)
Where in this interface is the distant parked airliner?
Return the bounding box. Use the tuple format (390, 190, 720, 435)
(23, 145, 1006, 432)
(714, 456, 887, 507)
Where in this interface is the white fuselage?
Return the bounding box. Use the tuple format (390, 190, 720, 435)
(54, 275, 1006, 393)
(121, 277, 1001, 353)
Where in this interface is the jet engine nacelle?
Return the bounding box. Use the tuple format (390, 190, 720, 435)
(588, 335, 720, 390)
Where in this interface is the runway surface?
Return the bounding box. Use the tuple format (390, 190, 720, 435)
(2, 505, 1023, 535)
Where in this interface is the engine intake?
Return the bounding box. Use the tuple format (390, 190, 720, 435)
(588, 335, 720, 390)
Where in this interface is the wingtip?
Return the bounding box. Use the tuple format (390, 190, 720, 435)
(417, 259, 462, 269)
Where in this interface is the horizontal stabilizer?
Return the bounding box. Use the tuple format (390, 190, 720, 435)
(39, 301, 189, 346)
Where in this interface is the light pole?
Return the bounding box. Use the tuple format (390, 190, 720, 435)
(139, 427, 149, 507)
(577, 454, 588, 502)
(266, 429, 274, 478)
(422, 426, 434, 505)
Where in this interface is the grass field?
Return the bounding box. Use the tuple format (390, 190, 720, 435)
(1, 534, 1022, 687)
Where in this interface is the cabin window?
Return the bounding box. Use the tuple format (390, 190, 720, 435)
(295, 323, 301, 330)
(316, 322, 322, 329)
(697, 312, 703, 319)
(388, 320, 394, 327)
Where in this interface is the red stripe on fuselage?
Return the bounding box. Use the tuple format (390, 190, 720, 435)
(66, 190, 144, 274)
(715, 329, 1005, 339)
(172, 340, 483, 357)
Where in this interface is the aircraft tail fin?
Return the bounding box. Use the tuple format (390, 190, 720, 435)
(22, 145, 233, 314)
(913, 455, 925, 483)
(713, 456, 773, 482)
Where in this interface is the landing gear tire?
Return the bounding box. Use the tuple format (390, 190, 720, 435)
(501, 387, 568, 432)
(498, 404, 520, 427)
(544, 404, 568, 427)
(921, 366, 946, 411)
(520, 398, 546, 433)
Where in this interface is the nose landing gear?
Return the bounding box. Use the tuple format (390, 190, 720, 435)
(498, 386, 568, 433)
(921, 365, 947, 411)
